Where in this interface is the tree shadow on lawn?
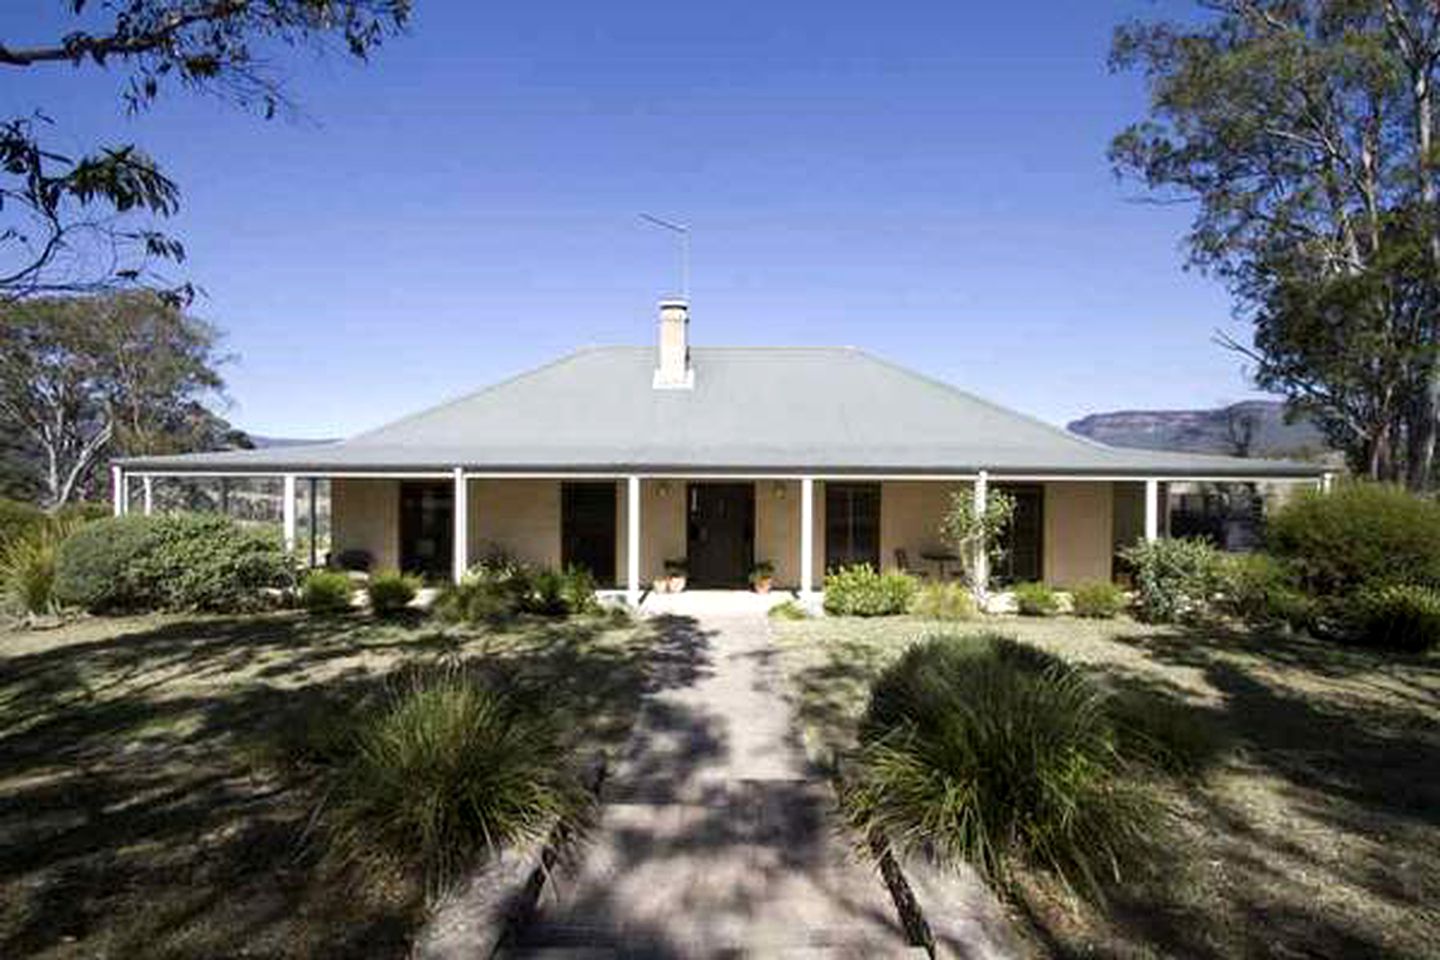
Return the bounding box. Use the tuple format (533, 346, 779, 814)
(1066, 627, 1440, 960)
(0, 611, 657, 960)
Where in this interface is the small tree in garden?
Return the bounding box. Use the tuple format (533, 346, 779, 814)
(940, 487, 1016, 593)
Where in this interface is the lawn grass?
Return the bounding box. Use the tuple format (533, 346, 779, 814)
(773, 613, 1440, 959)
(0, 609, 653, 959)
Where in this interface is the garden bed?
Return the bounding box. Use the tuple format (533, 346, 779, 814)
(773, 614, 1440, 959)
(0, 610, 653, 959)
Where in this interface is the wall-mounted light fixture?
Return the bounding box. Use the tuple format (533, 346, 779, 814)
(657, 480, 673, 498)
(773, 482, 787, 500)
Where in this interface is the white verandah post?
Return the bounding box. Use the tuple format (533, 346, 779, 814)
(1144, 478, 1160, 542)
(112, 465, 125, 517)
(800, 476, 815, 601)
(972, 470, 989, 598)
(452, 467, 469, 584)
(282, 474, 297, 554)
(626, 475, 641, 605)
(142, 476, 154, 516)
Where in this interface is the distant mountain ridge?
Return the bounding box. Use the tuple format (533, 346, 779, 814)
(1067, 400, 1333, 461)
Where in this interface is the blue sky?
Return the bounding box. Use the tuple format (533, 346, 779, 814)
(3, 1, 1247, 438)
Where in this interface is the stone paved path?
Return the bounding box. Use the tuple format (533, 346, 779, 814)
(507, 601, 917, 957)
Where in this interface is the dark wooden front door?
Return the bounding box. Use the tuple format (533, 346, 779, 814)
(562, 481, 617, 585)
(825, 482, 880, 572)
(687, 483, 755, 587)
(399, 481, 453, 581)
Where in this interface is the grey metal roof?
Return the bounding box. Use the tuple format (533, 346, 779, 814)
(118, 346, 1326, 478)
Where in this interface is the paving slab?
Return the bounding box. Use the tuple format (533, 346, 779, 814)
(507, 603, 915, 957)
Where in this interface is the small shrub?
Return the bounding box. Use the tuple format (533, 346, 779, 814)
(910, 582, 976, 621)
(0, 498, 47, 547)
(321, 666, 584, 892)
(1120, 537, 1224, 624)
(1345, 583, 1440, 653)
(527, 568, 576, 616)
(368, 570, 421, 616)
(768, 599, 809, 620)
(1216, 552, 1313, 631)
(844, 634, 1154, 897)
(557, 565, 598, 615)
(1070, 580, 1126, 619)
(435, 577, 519, 624)
(823, 564, 918, 617)
(1012, 581, 1059, 617)
(302, 569, 355, 614)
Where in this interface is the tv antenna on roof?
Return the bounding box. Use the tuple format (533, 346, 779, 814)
(640, 213, 690, 300)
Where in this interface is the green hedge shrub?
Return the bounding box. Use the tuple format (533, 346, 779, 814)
(1120, 537, 1224, 624)
(1012, 581, 1059, 617)
(910, 582, 975, 621)
(54, 514, 291, 613)
(368, 570, 421, 616)
(302, 569, 355, 614)
(844, 634, 1154, 897)
(0, 498, 46, 548)
(1070, 580, 1126, 619)
(823, 565, 918, 616)
(1268, 482, 1440, 596)
(53, 515, 161, 611)
(315, 666, 584, 892)
(131, 515, 291, 612)
(1345, 583, 1440, 653)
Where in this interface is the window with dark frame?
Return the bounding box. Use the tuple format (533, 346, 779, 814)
(825, 482, 881, 572)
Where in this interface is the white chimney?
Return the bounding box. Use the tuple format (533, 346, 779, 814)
(653, 298, 693, 389)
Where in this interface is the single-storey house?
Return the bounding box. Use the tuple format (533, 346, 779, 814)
(115, 301, 1329, 602)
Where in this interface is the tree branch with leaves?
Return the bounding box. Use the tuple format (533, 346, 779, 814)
(0, 1, 411, 301)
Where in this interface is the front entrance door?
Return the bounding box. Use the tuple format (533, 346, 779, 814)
(399, 481, 453, 581)
(687, 483, 755, 587)
(562, 481, 618, 585)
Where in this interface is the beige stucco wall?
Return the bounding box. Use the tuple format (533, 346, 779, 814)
(635, 479, 687, 585)
(330, 478, 400, 571)
(467, 478, 562, 572)
(879, 481, 966, 574)
(1043, 481, 1113, 586)
(755, 480, 800, 587)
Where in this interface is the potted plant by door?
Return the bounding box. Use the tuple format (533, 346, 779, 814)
(663, 557, 688, 593)
(749, 560, 775, 594)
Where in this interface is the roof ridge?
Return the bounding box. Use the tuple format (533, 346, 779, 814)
(845, 347, 1123, 455)
(345, 347, 609, 444)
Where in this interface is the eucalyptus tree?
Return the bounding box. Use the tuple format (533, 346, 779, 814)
(1112, 1, 1440, 486)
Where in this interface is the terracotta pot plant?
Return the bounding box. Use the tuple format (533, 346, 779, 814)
(663, 557, 688, 593)
(749, 560, 775, 594)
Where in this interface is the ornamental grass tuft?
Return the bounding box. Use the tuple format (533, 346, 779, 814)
(843, 633, 1156, 899)
(321, 665, 585, 894)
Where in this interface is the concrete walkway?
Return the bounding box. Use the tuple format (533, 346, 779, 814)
(507, 596, 917, 957)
